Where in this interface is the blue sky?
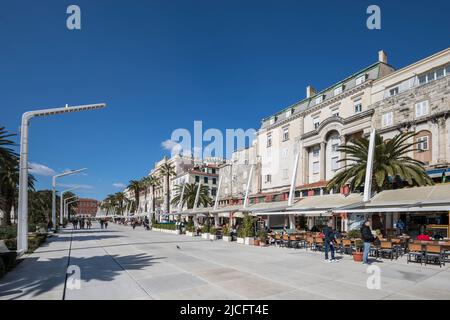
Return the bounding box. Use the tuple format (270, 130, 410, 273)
(1, 0, 449, 200)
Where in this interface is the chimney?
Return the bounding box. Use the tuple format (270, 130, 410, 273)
(306, 85, 316, 98)
(378, 50, 387, 64)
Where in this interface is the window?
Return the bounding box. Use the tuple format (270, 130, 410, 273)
(269, 117, 276, 125)
(285, 109, 294, 118)
(331, 109, 339, 117)
(195, 176, 199, 183)
(418, 65, 448, 85)
(212, 178, 217, 185)
(331, 156, 339, 171)
(282, 127, 289, 141)
(211, 188, 217, 196)
(354, 101, 362, 113)
(331, 143, 339, 153)
(211, 168, 216, 174)
(333, 86, 343, 96)
(355, 74, 366, 85)
(417, 136, 429, 151)
(265, 174, 272, 183)
(203, 177, 208, 184)
(244, 159, 249, 165)
(315, 95, 323, 104)
(313, 117, 320, 130)
(382, 112, 393, 127)
(267, 134, 272, 147)
(312, 146, 320, 158)
(415, 100, 429, 117)
(389, 87, 399, 97)
(312, 161, 319, 174)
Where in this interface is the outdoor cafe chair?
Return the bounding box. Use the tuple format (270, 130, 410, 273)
(306, 237, 315, 251)
(281, 234, 290, 248)
(379, 241, 398, 260)
(391, 238, 405, 256)
(274, 233, 282, 247)
(407, 243, 425, 265)
(425, 244, 445, 268)
(314, 237, 324, 252)
(289, 235, 299, 249)
(342, 239, 353, 255)
(334, 238, 343, 254)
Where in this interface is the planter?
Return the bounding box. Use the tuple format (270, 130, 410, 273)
(259, 241, 267, 247)
(254, 239, 260, 246)
(237, 237, 245, 244)
(222, 236, 231, 242)
(201, 233, 210, 240)
(209, 234, 217, 240)
(352, 252, 364, 262)
(244, 237, 254, 246)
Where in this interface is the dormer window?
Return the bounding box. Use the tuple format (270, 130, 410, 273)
(355, 74, 367, 85)
(269, 116, 277, 125)
(315, 95, 323, 105)
(333, 85, 343, 96)
(285, 108, 294, 118)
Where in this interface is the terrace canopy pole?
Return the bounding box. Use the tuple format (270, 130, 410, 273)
(243, 165, 254, 209)
(17, 103, 106, 255)
(213, 176, 223, 227)
(60, 186, 80, 226)
(52, 168, 87, 231)
(177, 183, 186, 222)
(288, 152, 300, 229)
(193, 181, 202, 227)
(363, 129, 376, 203)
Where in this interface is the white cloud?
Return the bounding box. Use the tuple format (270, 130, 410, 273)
(29, 162, 56, 177)
(113, 182, 126, 189)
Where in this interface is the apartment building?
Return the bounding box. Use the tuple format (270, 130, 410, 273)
(218, 144, 260, 206)
(370, 48, 450, 180)
(257, 50, 395, 197)
(74, 198, 100, 217)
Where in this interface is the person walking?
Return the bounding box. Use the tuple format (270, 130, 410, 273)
(104, 220, 109, 229)
(323, 219, 337, 263)
(100, 219, 104, 229)
(360, 220, 376, 265)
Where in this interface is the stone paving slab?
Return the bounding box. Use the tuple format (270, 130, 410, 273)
(1, 223, 450, 300)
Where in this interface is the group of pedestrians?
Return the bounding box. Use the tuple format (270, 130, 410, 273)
(99, 219, 109, 229)
(71, 218, 92, 230)
(322, 218, 379, 265)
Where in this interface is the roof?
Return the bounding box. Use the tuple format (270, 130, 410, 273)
(288, 193, 363, 212)
(260, 61, 390, 129)
(334, 184, 450, 213)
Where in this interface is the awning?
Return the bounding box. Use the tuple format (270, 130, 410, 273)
(243, 201, 291, 214)
(286, 193, 363, 216)
(211, 204, 243, 214)
(334, 184, 450, 213)
(218, 212, 231, 218)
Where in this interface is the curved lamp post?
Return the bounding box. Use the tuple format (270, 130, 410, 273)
(59, 186, 80, 226)
(17, 103, 106, 254)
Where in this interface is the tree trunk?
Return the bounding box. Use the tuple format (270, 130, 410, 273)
(165, 174, 170, 214)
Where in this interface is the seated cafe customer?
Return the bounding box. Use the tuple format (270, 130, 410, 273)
(417, 233, 431, 241)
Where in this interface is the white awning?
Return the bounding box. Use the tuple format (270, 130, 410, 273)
(334, 184, 450, 214)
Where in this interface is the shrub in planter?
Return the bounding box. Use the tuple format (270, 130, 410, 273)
(186, 220, 195, 233)
(346, 229, 361, 239)
(257, 230, 268, 246)
(222, 225, 231, 241)
(201, 224, 210, 234)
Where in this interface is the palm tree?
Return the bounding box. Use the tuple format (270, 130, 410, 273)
(0, 126, 17, 168)
(159, 162, 176, 214)
(0, 156, 35, 225)
(113, 192, 127, 215)
(140, 176, 153, 213)
(127, 180, 142, 213)
(102, 194, 118, 215)
(147, 175, 160, 221)
(326, 131, 433, 194)
(171, 183, 213, 209)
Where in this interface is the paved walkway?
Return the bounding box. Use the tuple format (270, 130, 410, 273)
(1, 223, 450, 300)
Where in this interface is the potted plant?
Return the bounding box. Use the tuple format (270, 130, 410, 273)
(201, 224, 210, 240)
(209, 227, 218, 240)
(257, 230, 268, 247)
(185, 220, 195, 237)
(222, 225, 231, 242)
(242, 216, 255, 245)
(347, 229, 363, 262)
(236, 226, 245, 244)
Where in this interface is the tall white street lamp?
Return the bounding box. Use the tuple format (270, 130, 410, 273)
(60, 186, 80, 226)
(52, 168, 87, 231)
(65, 196, 79, 219)
(17, 103, 106, 254)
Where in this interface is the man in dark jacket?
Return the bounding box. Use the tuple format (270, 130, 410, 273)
(360, 220, 376, 264)
(323, 219, 337, 262)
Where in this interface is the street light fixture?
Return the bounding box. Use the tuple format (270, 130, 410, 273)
(64, 196, 79, 220)
(59, 186, 80, 226)
(17, 103, 106, 254)
(52, 168, 87, 230)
